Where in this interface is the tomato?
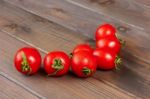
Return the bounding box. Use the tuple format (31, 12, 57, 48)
(14, 47, 41, 75)
(71, 51, 97, 77)
(96, 37, 121, 54)
(44, 51, 70, 76)
(95, 24, 116, 40)
(93, 49, 121, 70)
(72, 44, 94, 55)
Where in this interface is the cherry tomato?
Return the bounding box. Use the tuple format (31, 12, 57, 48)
(71, 51, 97, 77)
(44, 51, 70, 76)
(95, 24, 116, 40)
(96, 37, 121, 54)
(14, 47, 41, 75)
(72, 44, 94, 54)
(93, 49, 121, 70)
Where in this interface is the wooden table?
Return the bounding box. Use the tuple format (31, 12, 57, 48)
(0, 0, 150, 99)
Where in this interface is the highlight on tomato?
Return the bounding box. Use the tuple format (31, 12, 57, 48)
(95, 23, 116, 40)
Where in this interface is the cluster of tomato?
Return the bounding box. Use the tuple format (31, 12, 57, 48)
(14, 24, 123, 77)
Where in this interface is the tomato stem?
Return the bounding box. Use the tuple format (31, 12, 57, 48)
(69, 53, 73, 58)
(21, 51, 31, 75)
(115, 33, 126, 48)
(115, 55, 122, 70)
(82, 67, 92, 76)
(119, 39, 126, 48)
(49, 59, 64, 76)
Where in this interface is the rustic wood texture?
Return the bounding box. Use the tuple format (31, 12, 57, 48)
(134, 0, 150, 7)
(0, 75, 38, 99)
(68, 0, 150, 31)
(0, 0, 149, 99)
(3, 0, 150, 63)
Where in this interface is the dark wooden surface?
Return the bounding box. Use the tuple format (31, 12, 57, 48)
(0, 0, 149, 99)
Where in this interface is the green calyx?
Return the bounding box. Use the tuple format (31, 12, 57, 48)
(21, 51, 32, 75)
(115, 33, 126, 48)
(69, 53, 73, 58)
(52, 59, 64, 70)
(82, 67, 92, 76)
(114, 55, 122, 70)
(49, 59, 64, 76)
(119, 39, 126, 48)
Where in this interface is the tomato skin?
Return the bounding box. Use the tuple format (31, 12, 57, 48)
(96, 37, 121, 54)
(44, 51, 70, 76)
(93, 49, 117, 70)
(95, 24, 116, 40)
(72, 44, 93, 54)
(71, 51, 97, 77)
(14, 47, 41, 75)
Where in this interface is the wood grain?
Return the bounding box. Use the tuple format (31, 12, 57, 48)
(0, 75, 38, 99)
(2, 0, 150, 63)
(0, 0, 89, 53)
(0, 1, 149, 98)
(134, 0, 150, 8)
(0, 31, 136, 99)
(0, 0, 149, 98)
(3, 0, 150, 33)
(68, 0, 150, 31)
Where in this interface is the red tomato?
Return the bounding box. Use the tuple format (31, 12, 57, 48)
(72, 44, 94, 54)
(96, 37, 121, 54)
(71, 51, 97, 77)
(95, 24, 116, 40)
(44, 51, 70, 76)
(93, 49, 121, 70)
(14, 47, 41, 75)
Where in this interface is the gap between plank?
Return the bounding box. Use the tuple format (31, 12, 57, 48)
(64, 0, 150, 65)
(2, 0, 150, 65)
(4, 0, 76, 32)
(0, 71, 46, 99)
(65, 0, 145, 31)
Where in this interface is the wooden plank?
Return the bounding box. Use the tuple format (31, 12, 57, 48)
(0, 31, 136, 99)
(3, 0, 150, 33)
(0, 75, 38, 99)
(0, 0, 89, 53)
(2, 0, 149, 35)
(0, 1, 149, 98)
(2, 0, 150, 64)
(67, 0, 150, 32)
(134, 0, 150, 8)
